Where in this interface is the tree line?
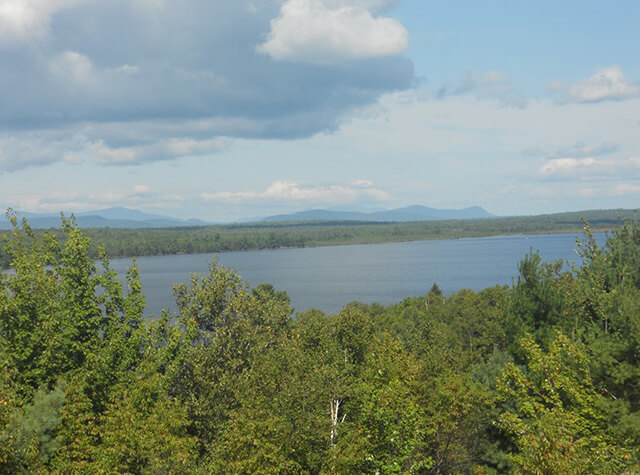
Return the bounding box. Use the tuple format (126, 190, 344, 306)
(1, 214, 640, 472)
(1, 208, 637, 270)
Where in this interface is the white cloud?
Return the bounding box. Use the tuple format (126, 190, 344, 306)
(132, 184, 151, 194)
(318, 0, 401, 11)
(50, 51, 94, 81)
(0, 130, 88, 171)
(0, 128, 230, 171)
(0, 0, 84, 44)
(305, 89, 640, 213)
(202, 180, 389, 204)
(540, 157, 602, 175)
(85, 141, 137, 165)
(0, 1, 415, 172)
(111, 64, 140, 76)
(568, 66, 640, 103)
(539, 157, 640, 177)
(80, 137, 229, 166)
(166, 138, 228, 157)
(11, 185, 183, 214)
(350, 179, 374, 187)
(257, 0, 408, 64)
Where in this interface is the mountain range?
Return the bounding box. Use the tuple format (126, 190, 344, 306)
(0, 207, 208, 230)
(0, 205, 494, 230)
(261, 205, 494, 223)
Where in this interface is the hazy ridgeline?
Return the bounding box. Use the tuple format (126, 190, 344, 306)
(0, 208, 636, 269)
(1, 214, 640, 472)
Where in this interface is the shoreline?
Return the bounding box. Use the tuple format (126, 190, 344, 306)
(3, 208, 632, 269)
(105, 226, 609, 262)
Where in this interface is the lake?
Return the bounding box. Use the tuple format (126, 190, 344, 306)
(108, 232, 606, 316)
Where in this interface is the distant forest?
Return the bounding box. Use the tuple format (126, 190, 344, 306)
(2, 214, 640, 472)
(1, 208, 637, 269)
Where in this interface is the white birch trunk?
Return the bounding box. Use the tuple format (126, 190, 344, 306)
(330, 398, 340, 448)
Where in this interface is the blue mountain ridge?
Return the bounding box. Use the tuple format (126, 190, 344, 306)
(0, 207, 208, 230)
(261, 205, 494, 223)
(1, 205, 494, 230)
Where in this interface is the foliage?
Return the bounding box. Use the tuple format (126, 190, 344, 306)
(3, 382, 65, 471)
(497, 333, 631, 473)
(1, 214, 640, 472)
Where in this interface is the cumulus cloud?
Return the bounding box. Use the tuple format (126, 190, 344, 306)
(257, 0, 408, 64)
(568, 66, 640, 103)
(0, 0, 415, 171)
(0, 0, 85, 44)
(201, 180, 389, 204)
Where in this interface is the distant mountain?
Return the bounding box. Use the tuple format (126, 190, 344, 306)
(77, 207, 175, 222)
(1, 205, 495, 230)
(262, 205, 494, 223)
(0, 207, 209, 230)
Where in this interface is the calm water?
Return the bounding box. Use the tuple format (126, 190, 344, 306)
(108, 233, 606, 316)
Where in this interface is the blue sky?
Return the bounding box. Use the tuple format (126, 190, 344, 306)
(1, 0, 639, 221)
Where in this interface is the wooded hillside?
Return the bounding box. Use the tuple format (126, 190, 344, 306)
(1, 215, 640, 472)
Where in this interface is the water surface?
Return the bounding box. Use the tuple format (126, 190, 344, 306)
(109, 233, 605, 316)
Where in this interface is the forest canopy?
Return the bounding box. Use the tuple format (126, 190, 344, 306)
(1, 215, 640, 473)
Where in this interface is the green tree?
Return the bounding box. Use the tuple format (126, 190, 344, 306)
(88, 364, 197, 473)
(169, 260, 294, 460)
(2, 382, 65, 472)
(337, 335, 432, 473)
(497, 332, 634, 473)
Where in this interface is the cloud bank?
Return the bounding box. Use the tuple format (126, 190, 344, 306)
(11, 184, 187, 214)
(0, 0, 413, 171)
(202, 180, 389, 204)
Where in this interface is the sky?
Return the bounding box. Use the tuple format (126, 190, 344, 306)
(1, 0, 639, 221)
